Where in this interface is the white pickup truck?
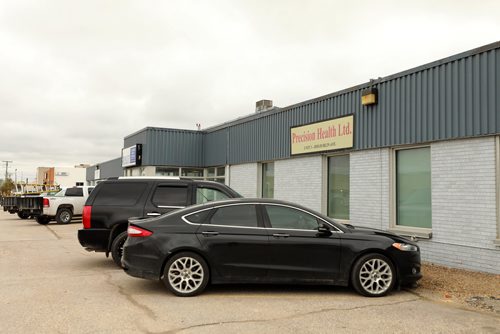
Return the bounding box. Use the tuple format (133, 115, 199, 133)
(36, 186, 94, 225)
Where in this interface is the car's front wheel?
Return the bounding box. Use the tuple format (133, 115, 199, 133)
(162, 252, 209, 297)
(351, 253, 395, 297)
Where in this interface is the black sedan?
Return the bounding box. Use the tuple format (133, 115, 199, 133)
(122, 199, 422, 297)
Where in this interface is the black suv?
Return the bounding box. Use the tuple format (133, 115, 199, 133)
(77, 177, 241, 266)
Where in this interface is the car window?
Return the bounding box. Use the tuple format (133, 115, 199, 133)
(265, 205, 320, 230)
(210, 205, 258, 227)
(93, 182, 148, 206)
(88, 187, 94, 195)
(65, 188, 83, 197)
(184, 209, 213, 224)
(54, 189, 66, 197)
(152, 185, 188, 207)
(196, 187, 230, 204)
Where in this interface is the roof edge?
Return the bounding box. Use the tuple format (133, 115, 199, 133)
(204, 40, 500, 133)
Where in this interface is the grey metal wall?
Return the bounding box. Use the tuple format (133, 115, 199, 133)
(125, 128, 204, 167)
(203, 42, 499, 165)
(86, 157, 123, 182)
(203, 129, 228, 166)
(99, 158, 123, 179)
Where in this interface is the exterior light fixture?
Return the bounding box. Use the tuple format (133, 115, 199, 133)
(361, 87, 378, 106)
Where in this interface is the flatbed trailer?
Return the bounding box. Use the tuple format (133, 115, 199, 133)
(1, 184, 60, 219)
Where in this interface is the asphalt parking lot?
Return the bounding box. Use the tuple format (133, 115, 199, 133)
(0, 210, 499, 334)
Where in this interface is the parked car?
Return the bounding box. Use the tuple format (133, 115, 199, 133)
(77, 177, 241, 266)
(36, 186, 94, 225)
(122, 198, 422, 297)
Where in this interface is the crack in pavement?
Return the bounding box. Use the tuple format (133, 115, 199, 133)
(104, 273, 158, 321)
(44, 225, 62, 240)
(157, 297, 421, 334)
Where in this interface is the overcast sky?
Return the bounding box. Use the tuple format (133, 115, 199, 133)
(1, 0, 499, 181)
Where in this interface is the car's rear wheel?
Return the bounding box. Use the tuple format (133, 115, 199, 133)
(351, 253, 395, 297)
(162, 252, 209, 297)
(111, 231, 128, 267)
(36, 215, 50, 225)
(17, 212, 29, 219)
(56, 208, 73, 224)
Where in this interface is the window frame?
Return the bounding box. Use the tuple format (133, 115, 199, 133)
(260, 162, 275, 199)
(389, 145, 432, 238)
(326, 153, 351, 222)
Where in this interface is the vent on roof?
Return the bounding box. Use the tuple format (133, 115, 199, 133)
(255, 100, 273, 113)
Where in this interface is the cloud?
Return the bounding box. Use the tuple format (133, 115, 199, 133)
(0, 0, 499, 181)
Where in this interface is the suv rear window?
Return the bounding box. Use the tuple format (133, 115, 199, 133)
(93, 182, 148, 206)
(152, 185, 188, 207)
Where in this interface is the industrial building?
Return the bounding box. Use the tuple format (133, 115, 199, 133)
(87, 41, 500, 274)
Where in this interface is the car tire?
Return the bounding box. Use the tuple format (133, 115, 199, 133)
(162, 252, 209, 297)
(36, 215, 50, 225)
(56, 208, 73, 224)
(351, 253, 395, 297)
(111, 231, 128, 267)
(17, 212, 30, 219)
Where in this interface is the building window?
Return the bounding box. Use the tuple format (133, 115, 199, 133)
(181, 168, 204, 178)
(156, 167, 180, 176)
(262, 162, 274, 198)
(396, 147, 431, 229)
(206, 166, 226, 183)
(328, 155, 350, 220)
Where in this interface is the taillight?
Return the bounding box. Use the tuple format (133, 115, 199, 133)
(82, 205, 92, 229)
(43, 198, 50, 208)
(127, 225, 153, 237)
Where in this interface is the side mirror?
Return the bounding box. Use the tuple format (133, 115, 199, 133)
(317, 224, 332, 236)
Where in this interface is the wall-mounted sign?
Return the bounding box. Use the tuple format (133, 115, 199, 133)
(291, 115, 354, 155)
(122, 144, 143, 167)
(94, 169, 101, 180)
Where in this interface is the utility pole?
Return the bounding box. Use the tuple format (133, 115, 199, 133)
(2, 160, 13, 181)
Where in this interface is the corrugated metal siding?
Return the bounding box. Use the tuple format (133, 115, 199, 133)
(86, 166, 95, 181)
(213, 45, 499, 165)
(124, 129, 148, 164)
(99, 157, 123, 179)
(117, 42, 499, 167)
(203, 129, 228, 166)
(146, 128, 204, 167)
(85, 157, 123, 181)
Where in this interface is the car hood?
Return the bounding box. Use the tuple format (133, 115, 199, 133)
(343, 225, 415, 243)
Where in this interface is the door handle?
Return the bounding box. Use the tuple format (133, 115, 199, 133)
(272, 233, 290, 238)
(202, 231, 219, 236)
(147, 212, 161, 216)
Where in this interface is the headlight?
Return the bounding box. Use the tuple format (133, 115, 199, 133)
(392, 243, 418, 252)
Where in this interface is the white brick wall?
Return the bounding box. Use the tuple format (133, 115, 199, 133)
(350, 149, 390, 229)
(274, 155, 323, 212)
(227, 137, 500, 274)
(419, 240, 500, 274)
(228, 163, 259, 197)
(431, 137, 498, 250)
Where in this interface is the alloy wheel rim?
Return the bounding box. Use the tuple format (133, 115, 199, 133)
(359, 258, 393, 295)
(61, 212, 70, 222)
(168, 257, 204, 294)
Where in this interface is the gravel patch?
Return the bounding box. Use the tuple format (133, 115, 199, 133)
(409, 262, 500, 314)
